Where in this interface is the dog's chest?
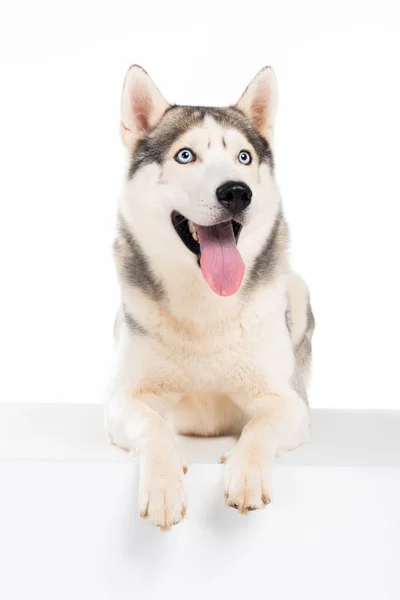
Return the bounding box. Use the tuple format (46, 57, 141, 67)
(147, 313, 280, 395)
(129, 281, 291, 395)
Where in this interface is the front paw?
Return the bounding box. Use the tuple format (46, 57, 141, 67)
(138, 456, 187, 531)
(221, 446, 272, 514)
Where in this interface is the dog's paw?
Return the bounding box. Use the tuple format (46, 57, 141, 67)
(222, 446, 272, 514)
(138, 456, 187, 531)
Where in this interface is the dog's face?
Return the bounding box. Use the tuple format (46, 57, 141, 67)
(120, 66, 279, 297)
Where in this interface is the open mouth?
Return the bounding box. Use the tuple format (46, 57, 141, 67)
(171, 211, 245, 297)
(171, 211, 242, 256)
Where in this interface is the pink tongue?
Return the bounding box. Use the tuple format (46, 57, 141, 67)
(195, 222, 245, 297)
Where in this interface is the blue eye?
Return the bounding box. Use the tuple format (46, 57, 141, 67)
(175, 148, 195, 164)
(238, 150, 252, 165)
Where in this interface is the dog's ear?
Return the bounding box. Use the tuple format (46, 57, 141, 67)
(236, 67, 278, 144)
(120, 65, 169, 149)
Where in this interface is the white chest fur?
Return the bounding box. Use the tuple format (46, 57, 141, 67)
(120, 275, 294, 400)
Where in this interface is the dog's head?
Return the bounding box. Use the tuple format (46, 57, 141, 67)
(120, 65, 280, 297)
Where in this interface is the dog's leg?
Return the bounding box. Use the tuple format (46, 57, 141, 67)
(222, 388, 309, 513)
(106, 389, 187, 530)
(286, 271, 315, 384)
(105, 329, 186, 531)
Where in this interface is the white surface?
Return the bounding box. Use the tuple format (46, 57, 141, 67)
(1, 2, 400, 410)
(0, 404, 399, 599)
(1, 402, 400, 466)
(1, 463, 399, 600)
(0, 404, 400, 600)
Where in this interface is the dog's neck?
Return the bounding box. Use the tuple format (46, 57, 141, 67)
(160, 261, 245, 324)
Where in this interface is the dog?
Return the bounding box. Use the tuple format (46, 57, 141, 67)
(105, 65, 315, 530)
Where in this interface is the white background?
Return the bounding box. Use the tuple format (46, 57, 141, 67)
(1, 0, 399, 409)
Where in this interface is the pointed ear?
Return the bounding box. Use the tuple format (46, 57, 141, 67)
(120, 65, 169, 149)
(236, 67, 278, 144)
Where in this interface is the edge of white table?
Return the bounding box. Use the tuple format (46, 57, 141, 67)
(1, 403, 399, 600)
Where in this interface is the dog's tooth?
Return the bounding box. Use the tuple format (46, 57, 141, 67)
(188, 220, 198, 242)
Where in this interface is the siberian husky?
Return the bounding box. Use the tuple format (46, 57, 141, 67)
(106, 65, 315, 530)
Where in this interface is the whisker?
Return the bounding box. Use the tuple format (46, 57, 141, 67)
(174, 215, 188, 228)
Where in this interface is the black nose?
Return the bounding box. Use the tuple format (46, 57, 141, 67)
(216, 181, 252, 215)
